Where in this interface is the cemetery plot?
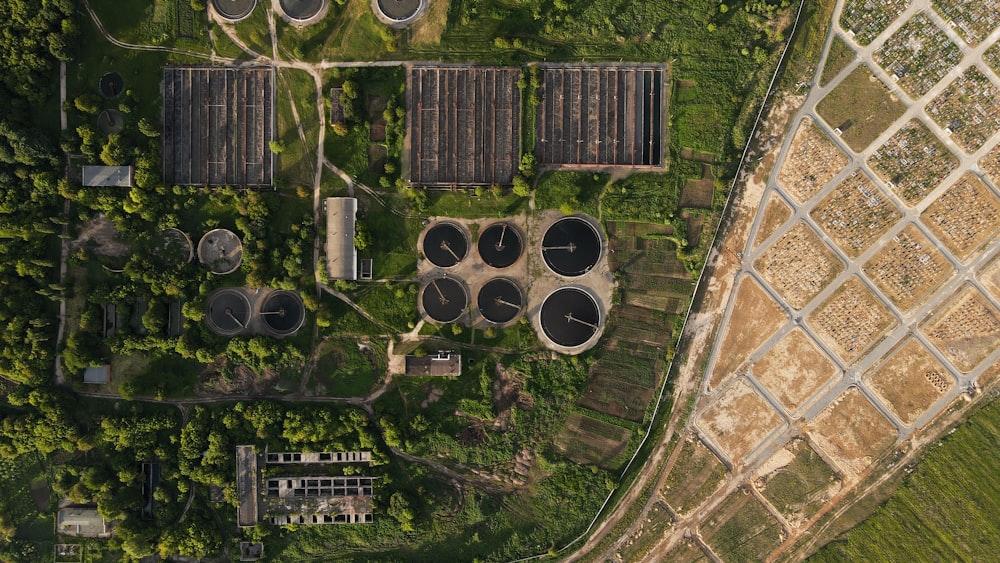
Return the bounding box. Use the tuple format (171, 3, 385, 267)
(407, 66, 521, 186)
(921, 286, 1000, 372)
(810, 169, 902, 258)
(920, 173, 1000, 261)
(806, 388, 897, 481)
(696, 378, 784, 463)
(980, 254, 1000, 302)
(840, 0, 911, 46)
(931, 0, 1000, 46)
(755, 438, 842, 526)
(863, 338, 954, 426)
(536, 65, 667, 167)
(873, 12, 962, 97)
(753, 328, 839, 413)
(807, 276, 897, 365)
(554, 413, 631, 468)
(868, 119, 958, 205)
(816, 65, 907, 152)
(709, 277, 788, 389)
(925, 67, 1000, 153)
(162, 67, 274, 187)
(755, 221, 844, 310)
(776, 118, 849, 204)
(752, 193, 792, 250)
(981, 142, 1000, 186)
(660, 436, 728, 516)
(862, 224, 953, 312)
(700, 492, 784, 562)
(987, 41, 1000, 75)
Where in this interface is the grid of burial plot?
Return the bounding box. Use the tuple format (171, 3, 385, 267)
(535, 65, 666, 167)
(162, 67, 274, 187)
(407, 66, 521, 186)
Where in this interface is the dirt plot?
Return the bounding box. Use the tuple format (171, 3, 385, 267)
(874, 12, 962, 97)
(921, 173, 1000, 261)
(697, 378, 784, 463)
(710, 277, 788, 389)
(753, 193, 792, 250)
(535, 64, 666, 167)
(925, 67, 1000, 153)
(578, 375, 653, 423)
(700, 491, 784, 562)
(806, 388, 897, 481)
(755, 438, 842, 526)
(661, 436, 728, 515)
(618, 502, 674, 562)
(817, 65, 907, 152)
(407, 66, 520, 186)
(554, 413, 631, 468)
(931, 0, 999, 46)
(811, 169, 902, 258)
(367, 144, 387, 175)
(756, 221, 844, 310)
(679, 164, 715, 209)
(921, 285, 1000, 372)
(863, 224, 954, 312)
(840, 0, 910, 46)
(660, 539, 710, 562)
(808, 276, 897, 365)
(868, 119, 958, 206)
(979, 254, 1000, 302)
(162, 67, 274, 187)
(777, 118, 849, 203)
(980, 141, 1000, 187)
(754, 329, 839, 413)
(864, 337, 954, 426)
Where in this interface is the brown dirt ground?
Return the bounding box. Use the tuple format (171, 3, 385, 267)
(660, 435, 728, 516)
(862, 224, 954, 312)
(805, 388, 897, 481)
(72, 214, 130, 257)
(709, 277, 788, 389)
(754, 438, 842, 527)
(777, 117, 849, 203)
(752, 193, 792, 251)
(755, 221, 845, 309)
(753, 328, 839, 413)
(921, 285, 1000, 373)
(864, 338, 954, 426)
(807, 276, 897, 365)
(697, 378, 785, 463)
(920, 172, 1000, 261)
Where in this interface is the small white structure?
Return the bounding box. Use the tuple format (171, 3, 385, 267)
(81, 165, 133, 187)
(57, 508, 111, 538)
(325, 197, 358, 280)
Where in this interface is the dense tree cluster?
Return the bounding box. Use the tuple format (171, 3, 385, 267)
(0, 0, 77, 103)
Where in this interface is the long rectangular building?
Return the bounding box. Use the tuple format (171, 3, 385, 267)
(162, 67, 275, 187)
(406, 66, 522, 187)
(325, 197, 357, 280)
(535, 64, 667, 167)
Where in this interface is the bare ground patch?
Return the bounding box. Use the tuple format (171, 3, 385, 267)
(752, 193, 793, 251)
(753, 328, 839, 413)
(864, 337, 954, 426)
(806, 387, 897, 481)
(697, 378, 784, 464)
(709, 277, 788, 389)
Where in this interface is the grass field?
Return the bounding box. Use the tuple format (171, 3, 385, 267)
(312, 338, 381, 397)
(701, 491, 784, 561)
(661, 437, 728, 515)
(819, 36, 855, 86)
(810, 398, 1000, 561)
(759, 439, 841, 523)
(816, 65, 906, 152)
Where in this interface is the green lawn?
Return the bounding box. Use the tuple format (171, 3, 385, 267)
(534, 171, 608, 217)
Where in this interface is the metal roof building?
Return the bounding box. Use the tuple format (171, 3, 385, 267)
(325, 197, 358, 280)
(81, 165, 133, 187)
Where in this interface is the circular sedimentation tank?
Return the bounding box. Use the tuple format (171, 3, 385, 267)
(279, 0, 327, 22)
(375, 0, 421, 22)
(97, 109, 124, 135)
(212, 0, 256, 21)
(541, 216, 602, 277)
(423, 222, 469, 268)
(421, 277, 468, 323)
(260, 290, 306, 336)
(198, 228, 244, 275)
(205, 288, 253, 336)
(539, 287, 601, 348)
(99, 72, 123, 99)
(477, 278, 524, 324)
(477, 222, 523, 268)
(156, 228, 195, 266)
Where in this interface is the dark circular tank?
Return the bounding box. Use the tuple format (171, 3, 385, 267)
(376, 0, 421, 21)
(99, 72, 123, 99)
(477, 222, 523, 268)
(212, 0, 256, 21)
(205, 288, 252, 336)
(279, 0, 325, 21)
(260, 291, 305, 336)
(541, 217, 601, 277)
(423, 222, 469, 268)
(540, 287, 600, 348)
(421, 277, 468, 323)
(477, 278, 523, 324)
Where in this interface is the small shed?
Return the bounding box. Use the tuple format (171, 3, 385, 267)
(81, 165, 133, 187)
(83, 365, 110, 384)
